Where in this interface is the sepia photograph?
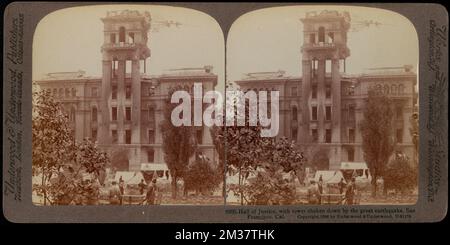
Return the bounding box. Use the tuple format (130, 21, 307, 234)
(225, 6, 419, 205)
(2, 1, 448, 224)
(32, 4, 225, 205)
(32, 4, 419, 207)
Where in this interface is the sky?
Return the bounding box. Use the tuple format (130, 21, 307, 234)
(227, 5, 419, 83)
(33, 5, 419, 92)
(33, 4, 225, 90)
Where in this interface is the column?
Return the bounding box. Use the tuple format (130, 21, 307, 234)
(99, 60, 112, 145)
(317, 59, 326, 142)
(301, 59, 311, 143)
(331, 58, 341, 142)
(117, 60, 125, 143)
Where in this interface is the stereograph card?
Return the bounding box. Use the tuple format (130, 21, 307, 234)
(2, 2, 448, 223)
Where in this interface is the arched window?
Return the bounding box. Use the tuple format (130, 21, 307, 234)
(119, 26, 126, 43)
(92, 107, 97, 122)
(318, 26, 325, 43)
(292, 106, 298, 121)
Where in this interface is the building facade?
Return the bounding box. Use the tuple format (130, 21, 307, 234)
(235, 10, 418, 170)
(35, 10, 218, 172)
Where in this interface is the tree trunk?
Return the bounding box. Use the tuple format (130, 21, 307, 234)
(183, 183, 188, 197)
(371, 175, 377, 198)
(239, 167, 243, 205)
(42, 165, 47, 206)
(171, 176, 178, 199)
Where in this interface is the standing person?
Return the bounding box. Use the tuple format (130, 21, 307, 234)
(108, 181, 121, 205)
(153, 178, 162, 205)
(307, 180, 320, 204)
(146, 179, 156, 205)
(345, 177, 356, 205)
(318, 175, 323, 194)
(318, 175, 323, 203)
(338, 178, 346, 194)
(118, 176, 125, 205)
(138, 179, 146, 195)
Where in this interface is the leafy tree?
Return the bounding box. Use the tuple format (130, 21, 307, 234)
(32, 89, 108, 205)
(384, 154, 417, 194)
(310, 148, 330, 170)
(360, 89, 396, 197)
(212, 90, 305, 205)
(110, 148, 129, 171)
(241, 137, 304, 205)
(32, 89, 76, 205)
(160, 85, 197, 199)
(184, 158, 221, 195)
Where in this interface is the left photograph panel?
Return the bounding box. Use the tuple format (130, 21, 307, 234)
(32, 5, 225, 206)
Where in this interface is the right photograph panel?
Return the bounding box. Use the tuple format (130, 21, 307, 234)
(225, 6, 419, 205)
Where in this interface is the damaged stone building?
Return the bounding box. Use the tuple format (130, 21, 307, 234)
(235, 10, 418, 170)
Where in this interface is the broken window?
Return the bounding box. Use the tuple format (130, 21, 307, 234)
(325, 129, 332, 143)
(112, 107, 117, 121)
(325, 106, 332, 121)
(119, 26, 126, 43)
(125, 107, 131, 121)
(318, 26, 325, 43)
(125, 130, 131, 144)
(292, 106, 298, 121)
(312, 106, 318, 121)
